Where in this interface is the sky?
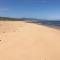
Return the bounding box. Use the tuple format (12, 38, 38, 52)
(0, 0, 60, 20)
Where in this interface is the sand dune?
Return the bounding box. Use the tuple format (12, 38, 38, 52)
(0, 21, 60, 60)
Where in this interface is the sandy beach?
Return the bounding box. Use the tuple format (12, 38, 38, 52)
(0, 21, 60, 60)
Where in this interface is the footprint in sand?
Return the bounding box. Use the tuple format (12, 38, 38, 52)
(0, 40, 2, 42)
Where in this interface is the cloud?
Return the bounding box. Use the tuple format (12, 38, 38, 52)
(40, 0, 48, 3)
(0, 8, 8, 12)
(0, 8, 9, 14)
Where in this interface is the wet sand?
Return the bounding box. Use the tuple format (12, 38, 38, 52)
(0, 21, 60, 60)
